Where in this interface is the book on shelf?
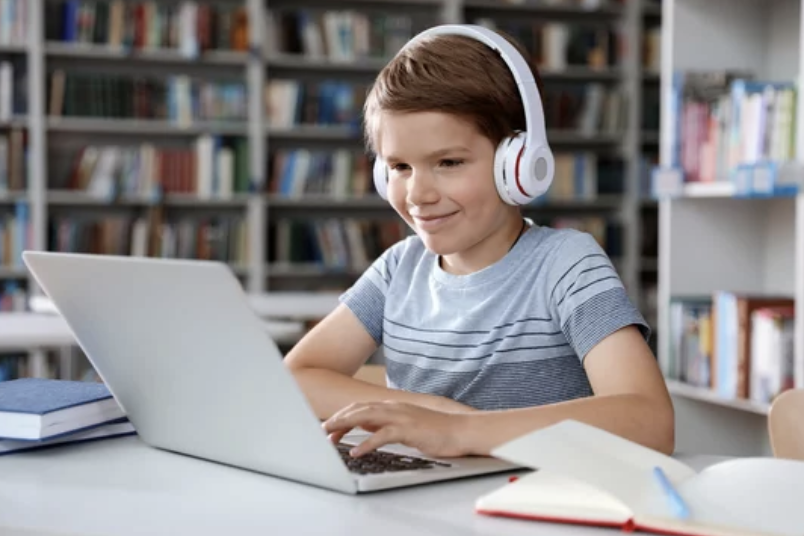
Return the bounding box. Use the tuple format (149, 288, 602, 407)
(49, 213, 249, 265)
(667, 293, 798, 405)
(476, 419, 804, 536)
(48, 71, 248, 125)
(264, 9, 415, 62)
(59, 138, 250, 201)
(269, 219, 407, 273)
(46, 0, 249, 56)
(0, 126, 27, 192)
(473, 17, 619, 71)
(0, 281, 26, 312)
(0, 200, 29, 268)
(267, 148, 372, 199)
(0, 378, 126, 441)
(0, 0, 27, 48)
(669, 70, 798, 194)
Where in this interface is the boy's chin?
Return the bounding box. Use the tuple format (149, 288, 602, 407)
(416, 233, 462, 257)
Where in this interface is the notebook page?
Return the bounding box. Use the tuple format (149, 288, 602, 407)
(476, 469, 633, 525)
(491, 420, 698, 513)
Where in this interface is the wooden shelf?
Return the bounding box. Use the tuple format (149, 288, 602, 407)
(665, 379, 771, 416)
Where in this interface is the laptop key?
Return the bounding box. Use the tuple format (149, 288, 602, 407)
(336, 443, 451, 474)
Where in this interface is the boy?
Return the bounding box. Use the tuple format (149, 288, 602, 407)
(284, 27, 674, 459)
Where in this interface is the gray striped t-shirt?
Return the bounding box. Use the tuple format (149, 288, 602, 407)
(339, 223, 650, 411)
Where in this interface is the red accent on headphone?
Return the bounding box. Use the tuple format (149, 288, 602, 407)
(514, 145, 529, 197)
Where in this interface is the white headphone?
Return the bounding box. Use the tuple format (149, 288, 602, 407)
(371, 24, 554, 206)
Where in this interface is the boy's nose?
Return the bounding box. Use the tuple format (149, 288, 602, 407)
(406, 171, 440, 206)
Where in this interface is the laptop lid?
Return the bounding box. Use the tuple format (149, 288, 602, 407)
(22, 251, 359, 494)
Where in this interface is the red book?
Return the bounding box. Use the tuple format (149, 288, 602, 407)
(475, 420, 804, 536)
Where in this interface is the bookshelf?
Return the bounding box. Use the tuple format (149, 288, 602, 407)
(0, 0, 662, 379)
(654, 0, 804, 456)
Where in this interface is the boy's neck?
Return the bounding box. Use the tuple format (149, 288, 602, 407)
(440, 215, 528, 276)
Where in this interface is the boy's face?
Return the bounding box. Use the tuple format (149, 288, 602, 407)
(379, 110, 514, 259)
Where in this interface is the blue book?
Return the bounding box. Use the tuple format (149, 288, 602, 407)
(0, 418, 136, 456)
(0, 378, 126, 441)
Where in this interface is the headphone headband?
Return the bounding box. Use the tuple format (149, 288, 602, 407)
(398, 24, 548, 157)
(373, 24, 555, 205)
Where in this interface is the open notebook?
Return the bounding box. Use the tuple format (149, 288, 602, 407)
(476, 420, 804, 536)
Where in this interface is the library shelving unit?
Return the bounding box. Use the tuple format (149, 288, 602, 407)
(0, 0, 661, 377)
(654, 0, 804, 456)
(260, 0, 663, 328)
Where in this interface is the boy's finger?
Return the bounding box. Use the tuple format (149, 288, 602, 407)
(349, 426, 401, 457)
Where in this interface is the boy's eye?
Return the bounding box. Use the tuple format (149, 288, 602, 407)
(391, 163, 410, 172)
(440, 159, 464, 168)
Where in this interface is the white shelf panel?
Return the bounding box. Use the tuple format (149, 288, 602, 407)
(267, 195, 388, 209)
(0, 44, 26, 54)
(666, 379, 770, 416)
(681, 181, 737, 198)
(266, 54, 389, 73)
(464, 0, 622, 19)
(47, 118, 249, 136)
(0, 191, 28, 203)
(666, 196, 796, 297)
(45, 43, 249, 65)
(267, 263, 365, 278)
(47, 190, 251, 208)
(0, 116, 28, 128)
(0, 266, 27, 279)
(672, 0, 800, 80)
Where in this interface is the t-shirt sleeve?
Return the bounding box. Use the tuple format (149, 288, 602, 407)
(338, 240, 402, 345)
(547, 231, 651, 361)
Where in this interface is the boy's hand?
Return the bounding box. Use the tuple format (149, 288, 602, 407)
(322, 401, 475, 459)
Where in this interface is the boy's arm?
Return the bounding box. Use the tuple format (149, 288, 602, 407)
(324, 324, 673, 457)
(285, 304, 477, 420)
(457, 324, 675, 455)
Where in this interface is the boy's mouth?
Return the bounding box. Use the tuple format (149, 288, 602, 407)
(412, 211, 459, 230)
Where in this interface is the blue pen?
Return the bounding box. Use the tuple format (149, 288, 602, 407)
(653, 466, 690, 520)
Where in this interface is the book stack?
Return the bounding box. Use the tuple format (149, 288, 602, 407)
(0, 377, 136, 455)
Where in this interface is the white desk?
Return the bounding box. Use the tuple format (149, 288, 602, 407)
(0, 436, 725, 536)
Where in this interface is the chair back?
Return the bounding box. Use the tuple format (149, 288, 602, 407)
(769, 389, 804, 460)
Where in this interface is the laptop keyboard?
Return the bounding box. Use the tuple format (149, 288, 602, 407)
(337, 443, 452, 475)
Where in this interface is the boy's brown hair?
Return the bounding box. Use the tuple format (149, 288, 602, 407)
(363, 32, 545, 155)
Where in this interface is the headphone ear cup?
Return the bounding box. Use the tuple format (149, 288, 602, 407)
(494, 132, 528, 206)
(373, 157, 389, 200)
(494, 136, 516, 206)
(520, 144, 555, 199)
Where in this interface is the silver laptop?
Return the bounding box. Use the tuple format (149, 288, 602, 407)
(22, 251, 517, 494)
